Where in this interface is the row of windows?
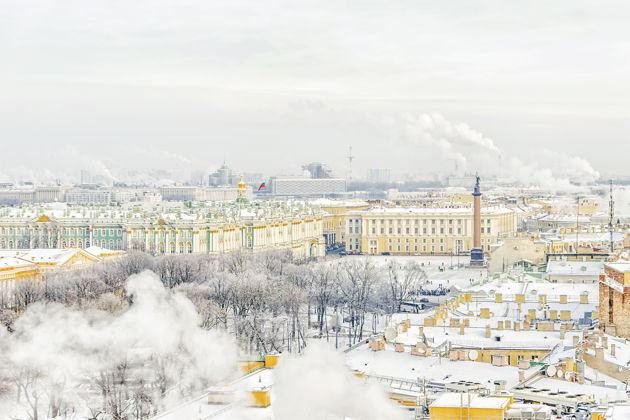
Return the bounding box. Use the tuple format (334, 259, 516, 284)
(349, 243, 492, 252)
(348, 218, 493, 225)
(349, 226, 493, 235)
(0, 227, 124, 236)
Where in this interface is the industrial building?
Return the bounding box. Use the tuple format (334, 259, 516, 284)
(268, 176, 347, 197)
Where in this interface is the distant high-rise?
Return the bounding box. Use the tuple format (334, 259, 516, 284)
(367, 168, 391, 184)
(302, 162, 333, 179)
(209, 163, 239, 187)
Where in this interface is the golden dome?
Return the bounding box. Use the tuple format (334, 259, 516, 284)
(238, 175, 247, 189)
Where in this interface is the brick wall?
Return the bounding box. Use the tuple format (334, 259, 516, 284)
(601, 266, 630, 339)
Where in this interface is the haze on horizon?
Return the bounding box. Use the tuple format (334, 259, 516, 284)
(1, 0, 629, 184)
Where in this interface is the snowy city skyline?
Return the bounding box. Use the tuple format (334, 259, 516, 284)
(1, 1, 630, 184)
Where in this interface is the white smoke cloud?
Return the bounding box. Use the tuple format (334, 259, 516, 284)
(1, 271, 238, 417)
(67, 146, 119, 183)
(272, 343, 405, 420)
(404, 112, 600, 191)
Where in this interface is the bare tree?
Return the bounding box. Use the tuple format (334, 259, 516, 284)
(12, 366, 43, 420)
(384, 261, 427, 312)
(338, 259, 381, 344)
(13, 279, 44, 311)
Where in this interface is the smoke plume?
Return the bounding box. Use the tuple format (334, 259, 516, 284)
(0, 271, 238, 418)
(272, 343, 405, 420)
(404, 112, 600, 191)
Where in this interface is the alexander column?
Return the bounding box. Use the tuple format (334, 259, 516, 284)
(470, 174, 485, 267)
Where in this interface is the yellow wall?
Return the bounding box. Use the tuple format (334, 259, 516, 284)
(249, 390, 271, 408)
(264, 355, 280, 368)
(239, 361, 265, 373)
(430, 406, 505, 420)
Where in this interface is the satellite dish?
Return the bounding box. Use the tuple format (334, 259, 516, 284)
(556, 369, 563, 378)
(469, 350, 479, 361)
(564, 372, 572, 380)
(384, 327, 397, 342)
(546, 366, 557, 377)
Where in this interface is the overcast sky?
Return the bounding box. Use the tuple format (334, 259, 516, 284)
(1, 0, 629, 184)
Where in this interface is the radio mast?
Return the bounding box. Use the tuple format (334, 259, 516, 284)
(609, 180, 615, 255)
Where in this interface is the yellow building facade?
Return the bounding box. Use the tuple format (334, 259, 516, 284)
(0, 248, 109, 291)
(345, 206, 517, 255)
(313, 199, 370, 246)
(430, 393, 511, 420)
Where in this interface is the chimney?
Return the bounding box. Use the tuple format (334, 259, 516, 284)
(485, 325, 491, 338)
(497, 320, 504, 330)
(595, 347, 604, 359)
(602, 336, 608, 348)
(518, 370, 525, 382)
(611, 344, 616, 357)
(514, 322, 521, 332)
(459, 325, 465, 335)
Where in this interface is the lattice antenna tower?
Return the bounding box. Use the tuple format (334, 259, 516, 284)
(609, 179, 615, 254)
(346, 146, 354, 181)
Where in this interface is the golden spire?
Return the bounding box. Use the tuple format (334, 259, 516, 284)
(236, 174, 248, 203)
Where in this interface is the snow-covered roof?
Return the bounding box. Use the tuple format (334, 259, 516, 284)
(606, 262, 630, 273)
(309, 198, 369, 207)
(546, 260, 604, 276)
(351, 206, 514, 216)
(19, 248, 96, 265)
(0, 256, 35, 269)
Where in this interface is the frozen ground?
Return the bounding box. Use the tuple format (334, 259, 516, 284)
(331, 255, 488, 291)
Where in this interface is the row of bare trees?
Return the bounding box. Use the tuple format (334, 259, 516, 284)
(0, 251, 428, 419)
(1, 251, 428, 350)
